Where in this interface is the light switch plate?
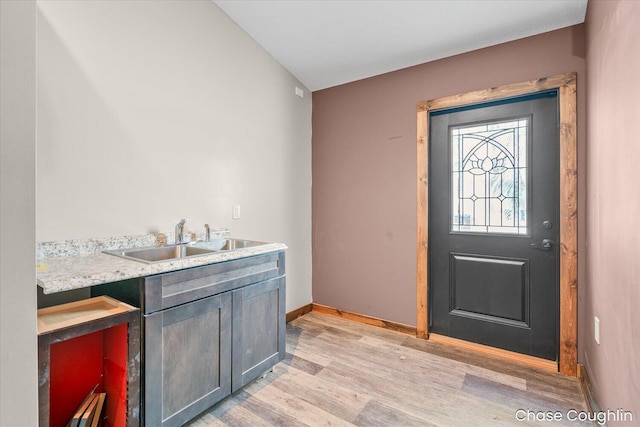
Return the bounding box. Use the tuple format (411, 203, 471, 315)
(232, 204, 241, 220)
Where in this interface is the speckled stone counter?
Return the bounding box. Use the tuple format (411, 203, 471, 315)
(37, 230, 287, 294)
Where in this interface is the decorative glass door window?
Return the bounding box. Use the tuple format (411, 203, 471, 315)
(451, 118, 529, 234)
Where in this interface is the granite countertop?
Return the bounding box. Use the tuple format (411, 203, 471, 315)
(37, 230, 287, 294)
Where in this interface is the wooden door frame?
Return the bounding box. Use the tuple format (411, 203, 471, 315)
(416, 73, 578, 376)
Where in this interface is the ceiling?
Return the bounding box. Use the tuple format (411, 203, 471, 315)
(213, 0, 587, 92)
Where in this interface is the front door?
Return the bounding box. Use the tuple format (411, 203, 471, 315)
(429, 91, 559, 361)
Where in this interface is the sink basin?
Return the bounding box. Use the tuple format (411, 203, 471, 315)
(193, 238, 266, 251)
(103, 239, 268, 264)
(222, 239, 266, 250)
(104, 244, 215, 264)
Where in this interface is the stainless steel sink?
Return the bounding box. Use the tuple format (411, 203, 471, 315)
(221, 239, 259, 250)
(103, 239, 268, 264)
(104, 244, 216, 264)
(194, 238, 266, 251)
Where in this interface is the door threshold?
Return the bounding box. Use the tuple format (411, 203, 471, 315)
(428, 333, 558, 373)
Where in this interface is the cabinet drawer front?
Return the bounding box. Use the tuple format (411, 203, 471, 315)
(143, 251, 284, 314)
(144, 292, 232, 427)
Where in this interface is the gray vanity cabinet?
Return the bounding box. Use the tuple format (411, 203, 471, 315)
(93, 251, 286, 426)
(144, 292, 231, 427)
(97, 251, 288, 426)
(232, 276, 286, 392)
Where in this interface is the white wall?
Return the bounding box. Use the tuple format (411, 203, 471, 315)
(0, 1, 38, 425)
(36, 0, 312, 311)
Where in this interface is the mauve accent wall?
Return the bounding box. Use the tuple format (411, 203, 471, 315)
(312, 26, 586, 328)
(585, 0, 640, 419)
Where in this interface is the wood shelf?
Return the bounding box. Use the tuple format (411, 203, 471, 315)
(38, 296, 135, 335)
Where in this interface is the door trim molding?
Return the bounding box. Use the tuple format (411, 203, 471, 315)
(416, 73, 578, 376)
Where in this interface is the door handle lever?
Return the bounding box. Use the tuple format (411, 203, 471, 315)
(531, 239, 554, 250)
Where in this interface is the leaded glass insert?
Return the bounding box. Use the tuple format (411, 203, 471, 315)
(451, 118, 528, 234)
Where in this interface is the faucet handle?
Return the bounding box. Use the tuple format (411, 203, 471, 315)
(204, 224, 210, 242)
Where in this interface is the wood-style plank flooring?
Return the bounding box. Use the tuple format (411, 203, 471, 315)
(188, 312, 590, 426)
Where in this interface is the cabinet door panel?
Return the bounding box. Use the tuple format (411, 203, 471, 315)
(144, 293, 231, 427)
(232, 277, 285, 392)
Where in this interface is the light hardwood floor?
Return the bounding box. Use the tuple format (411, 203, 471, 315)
(188, 312, 590, 426)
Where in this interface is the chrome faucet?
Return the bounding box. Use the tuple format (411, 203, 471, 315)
(204, 224, 210, 242)
(175, 219, 186, 245)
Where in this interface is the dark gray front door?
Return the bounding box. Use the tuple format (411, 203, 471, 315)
(429, 92, 559, 361)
